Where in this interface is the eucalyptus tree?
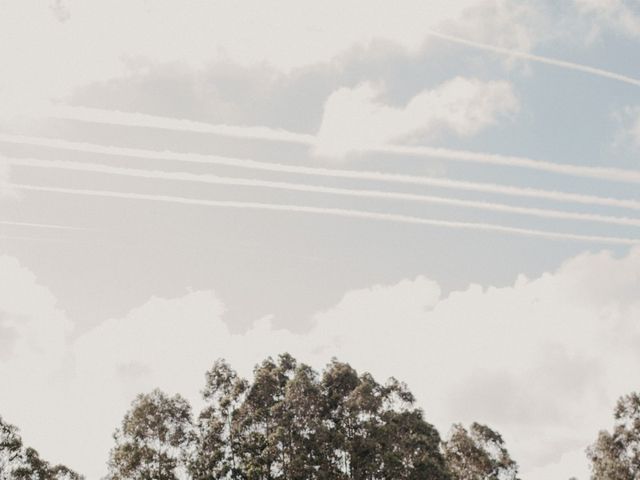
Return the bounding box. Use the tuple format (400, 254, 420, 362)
(320, 360, 449, 480)
(442, 423, 519, 480)
(189, 359, 248, 480)
(232, 353, 297, 480)
(107, 389, 192, 480)
(1, 415, 83, 480)
(104, 354, 519, 480)
(0, 416, 22, 478)
(587, 392, 640, 480)
(377, 409, 449, 480)
(188, 354, 449, 480)
(272, 362, 325, 480)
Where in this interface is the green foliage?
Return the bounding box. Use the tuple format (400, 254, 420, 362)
(189, 359, 248, 480)
(0, 415, 84, 480)
(107, 389, 192, 480)
(189, 354, 449, 480)
(587, 392, 640, 480)
(4, 353, 522, 480)
(442, 422, 519, 480)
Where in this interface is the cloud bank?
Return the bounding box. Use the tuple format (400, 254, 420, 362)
(2, 0, 498, 118)
(2, 248, 640, 479)
(314, 77, 519, 158)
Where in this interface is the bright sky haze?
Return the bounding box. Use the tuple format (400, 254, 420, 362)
(1, 1, 640, 478)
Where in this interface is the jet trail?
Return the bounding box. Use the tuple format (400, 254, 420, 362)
(41, 106, 640, 183)
(9, 156, 640, 229)
(11, 183, 640, 246)
(0, 219, 83, 230)
(0, 234, 66, 242)
(374, 144, 640, 184)
(424, 29, 640, 88)
(2, 134, 639, 211)
(46, 105, 314, 144)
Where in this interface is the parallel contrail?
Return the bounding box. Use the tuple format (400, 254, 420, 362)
(2, 133, 640, 211)
(0, 219, 83, 230)
(9, 156, 640, 229)
(45, 105, 315, 144)
(41, 106, 640, 184)
(11, 183, 640, 246)
(0, 234, 65, 242)
(424, 29, 640, 88)
(373, 144, 640, 184)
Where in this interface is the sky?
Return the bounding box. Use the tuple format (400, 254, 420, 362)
(1, 0, 640, 478)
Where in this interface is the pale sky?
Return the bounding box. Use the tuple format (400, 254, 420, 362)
(1, 1, 640, 479)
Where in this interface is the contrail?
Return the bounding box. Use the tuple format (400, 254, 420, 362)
(0, 219, 84, 230)
(373, 144, 640, 184)
(424, 29, 640, 88)
(46, 105, 314, 144)
(2, 134, 640, 211)
(0, 234, 67, 242)
(9, 156, 640, 229)
(11, 183, 640, 246)
(41, 106, 640, 184)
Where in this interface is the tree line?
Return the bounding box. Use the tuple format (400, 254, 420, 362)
(1, 353, 639, 479)
(106, 354, 518, 480)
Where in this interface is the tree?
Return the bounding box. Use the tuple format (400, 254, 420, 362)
(102, 354, 522, 480)
(319, 359, 449, 480)
(107, 389, 192, 480)
(188, 354, 448, 480)
(318, 359, 360, 479)
(442, 423, 519, 480)
(377, 409, 449, 480)
(0, 415, 83, 480)
(587, 392, 640, 480)
(189, 359, 248, 480)
(271, 362, 325, 480)
(232, 353, 297, 480)
(0, 415, 23, 478)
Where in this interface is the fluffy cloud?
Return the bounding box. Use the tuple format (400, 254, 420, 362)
(0, 256, 74, 456)
(305, 252, 640, 479)
(4, 248, 640, 479)
(614, 105, 640, 151)
(0, 256, 71, 366)
(574, 0, 640, 38)
(0, 0, 538, 118)
(313, 77, 519, 157)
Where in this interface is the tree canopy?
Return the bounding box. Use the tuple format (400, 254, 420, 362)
(587, 392, 640, 480)
(106, 354, 518, 480)
(442, 423, 519, 480)
(3, 353, 522, 480)
(108, 389, 192, 480)
(13, 357, 640, 479)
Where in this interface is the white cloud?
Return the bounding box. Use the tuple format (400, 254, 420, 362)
(0, 0, 537, 118)
(574, 0, 640, 38)
(0, 256, 71, 365)
(615, 105, 640, 151)
(303, 247, 640, 479)
(4, 248, 640, 478)
(440, 0, 543, 52)
(0, 256, 74, 458)
(314, 77, 519, 158)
